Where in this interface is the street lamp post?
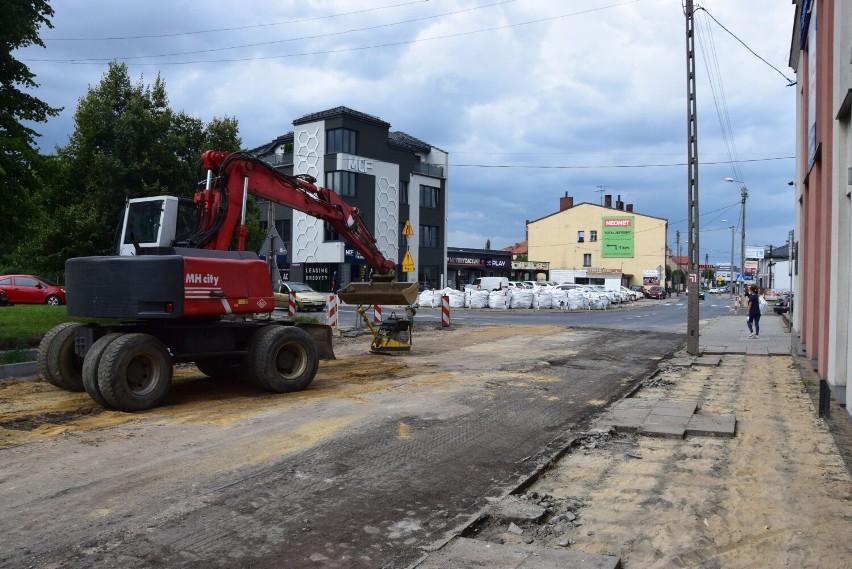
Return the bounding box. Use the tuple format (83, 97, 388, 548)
(725, 178, 748, 297)
(721, 219, 735, 298)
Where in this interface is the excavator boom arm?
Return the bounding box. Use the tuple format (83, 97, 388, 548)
(197, 151, 395, 275)
(195, 151, 417, 305)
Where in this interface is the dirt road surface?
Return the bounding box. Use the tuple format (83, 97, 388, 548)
(0, 324, 682, 568)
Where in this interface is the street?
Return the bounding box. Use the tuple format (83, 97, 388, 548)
(0, 315, 684, 568)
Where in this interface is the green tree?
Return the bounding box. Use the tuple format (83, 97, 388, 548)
(0, 0, 60, 269)
(484, 239, 491, 250)
(15, 62, 242, 276)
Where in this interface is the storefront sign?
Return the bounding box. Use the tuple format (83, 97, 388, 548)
(602, 216, 635, 258)
(345, 155, 373, 173)
(485, 258, 510, 269)
(344, 246, 366, 264)
(513, 261, 549, 270)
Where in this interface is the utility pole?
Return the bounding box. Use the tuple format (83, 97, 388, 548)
(684, 0, 700, 355)
(676, 230, 681, 296)
(740, 185, 748, 296)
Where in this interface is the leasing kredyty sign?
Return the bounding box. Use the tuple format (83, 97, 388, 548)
(602, 216, 634, 258)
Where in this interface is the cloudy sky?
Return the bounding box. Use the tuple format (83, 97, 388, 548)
(19, 0, 797, 267)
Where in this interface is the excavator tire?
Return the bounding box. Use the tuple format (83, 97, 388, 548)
(96, 333, 172, 412)
(246, 326, 318, 393)
(37, 322, 85, 392)
(195, 357, 246, 381)
(82, 333, 124, 407)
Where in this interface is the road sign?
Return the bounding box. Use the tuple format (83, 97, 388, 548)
(402, 250, 415, 272)
(735, 273, 746, 283)
(402, 220, 414, 236)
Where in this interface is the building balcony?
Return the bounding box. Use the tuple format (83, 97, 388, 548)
(413, 162, 445, 178)
(262, 153, 293, 167)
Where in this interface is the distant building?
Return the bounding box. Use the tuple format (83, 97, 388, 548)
(446, 247, 512, 290)
(249, 107, 448, 291)
(527, 193, 667, 289)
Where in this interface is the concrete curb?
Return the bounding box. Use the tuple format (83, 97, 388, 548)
(0, 361, 38, 380)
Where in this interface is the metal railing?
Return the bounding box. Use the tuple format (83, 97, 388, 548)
(412, 162, 445, 178)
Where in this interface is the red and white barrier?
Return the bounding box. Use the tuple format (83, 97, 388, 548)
(288, 292, 297, 317)
(326, 294, 339, 329)
(441, 295, 450, 327)
(373, 304, 382, 325)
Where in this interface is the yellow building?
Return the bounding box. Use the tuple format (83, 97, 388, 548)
(527, 194, 668, 289)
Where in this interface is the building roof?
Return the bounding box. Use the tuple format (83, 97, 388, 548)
(528, 200, 668, 225)
(388, 131, 435, 153)
(246, 132, 293, 156)
(293, 106, 390, 128)
(448, 246, 511, 257)
(502, 241, 528, 255)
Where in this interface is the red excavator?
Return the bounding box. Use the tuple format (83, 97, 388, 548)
(37, 151, 418, 412)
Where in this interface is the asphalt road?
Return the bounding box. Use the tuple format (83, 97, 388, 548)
(0, 314, 686, 568)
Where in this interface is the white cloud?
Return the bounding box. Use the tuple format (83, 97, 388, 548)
(19, 0, 797, 263)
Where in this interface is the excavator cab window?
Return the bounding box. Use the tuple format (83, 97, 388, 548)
(119, 196, 199, 255)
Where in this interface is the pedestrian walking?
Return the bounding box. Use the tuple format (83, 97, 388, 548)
(746, 285, 761, 338)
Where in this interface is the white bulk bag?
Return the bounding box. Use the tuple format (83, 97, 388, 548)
(551, 289, 569, 309)
(466, 290, 490, 309)
(533, 290, 553, 309)
(509, 289, 533, 309)
(417, 290, 439, 308)
(488, 290, 510, 309)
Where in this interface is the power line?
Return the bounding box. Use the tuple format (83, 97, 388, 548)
(25, 1, 640, 66)
(696, 6, 796, 86)
(45, 0, 432, 41)
(450, 156, 792, 169)
(43, 0, 516, 62)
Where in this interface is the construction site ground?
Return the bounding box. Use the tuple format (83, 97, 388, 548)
(0, 313, 850, 568)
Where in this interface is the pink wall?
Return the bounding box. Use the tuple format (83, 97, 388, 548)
(801, 0, 835, 377)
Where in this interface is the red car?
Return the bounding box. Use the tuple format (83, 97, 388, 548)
(0, 275, 66, 305)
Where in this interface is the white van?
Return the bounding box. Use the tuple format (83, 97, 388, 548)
(464, 277, 509, 292)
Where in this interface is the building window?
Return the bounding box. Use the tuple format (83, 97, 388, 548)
(590, 230, 597, 242)
(324, 222, 340, 242)
(420, 184, 439, 209)
(578, 231, 585, 243)
(325, 171, 357, 197)
(275, 219, 291, 242)
(400, 180, 409, 205)
(326, 128, 357, 154)
(583, 254, 592, 267)
(419, 225, 439, 248)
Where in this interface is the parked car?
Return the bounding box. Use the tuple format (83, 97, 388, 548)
(708, 286, 728, 294)
(464, 277, 510, 292)
(774, 293, 793, 314)
(621, 286, 642, 301)
(0, 274, 66, 305)
(273, 281, 327, 311)
(685, 287, 705, 300)
(645, 286, 666, 300)
(630, 285, 645, 295)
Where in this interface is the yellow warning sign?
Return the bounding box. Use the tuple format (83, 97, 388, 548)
(402, 250, 415, 272)
(402, 220, 414, 236)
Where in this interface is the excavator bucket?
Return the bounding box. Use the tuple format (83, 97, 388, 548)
(293, 322, 336, 360)
(336, 280, 419, 306)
